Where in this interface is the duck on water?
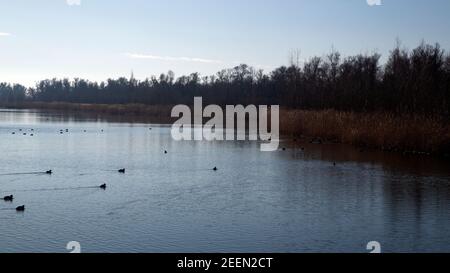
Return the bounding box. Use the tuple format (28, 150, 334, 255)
(3, 195, 13, 202)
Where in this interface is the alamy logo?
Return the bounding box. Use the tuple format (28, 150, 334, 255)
(66, 241, 81, 253)
(367, 0, 382, 6)
(171, 97, 280, 152)
(367, 241, 382, 253)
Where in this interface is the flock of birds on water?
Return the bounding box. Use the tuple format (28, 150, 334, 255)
(3, 166, 220, 213)
(3, 168, 122, 212)
(2, 127, 338, 213)
(2, 126, 221, 213)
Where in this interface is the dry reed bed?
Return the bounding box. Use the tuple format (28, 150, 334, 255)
(281, 109, 450, 155)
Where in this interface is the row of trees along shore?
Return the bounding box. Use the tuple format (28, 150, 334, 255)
(1, 42, 450, 118)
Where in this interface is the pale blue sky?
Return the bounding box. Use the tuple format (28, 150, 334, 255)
(1, 0, 449, 86)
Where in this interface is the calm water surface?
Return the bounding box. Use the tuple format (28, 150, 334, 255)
(0, 109, 449, 253)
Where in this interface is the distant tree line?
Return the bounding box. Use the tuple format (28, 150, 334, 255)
(0, 83, 27, 104)
(1, 42, 449, 117)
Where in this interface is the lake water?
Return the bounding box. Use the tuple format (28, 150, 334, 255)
(0, 108, 449, 253)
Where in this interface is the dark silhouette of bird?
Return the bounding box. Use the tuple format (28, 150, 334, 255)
(213, 167, 218, 171)
(164, 150, 168, 154)
(118, 169, 126, 173)
(100, 184, 107, 190)
(16, 205, 25, 212)
(46, 170, 53, 174)
(3, 195, 13, 202)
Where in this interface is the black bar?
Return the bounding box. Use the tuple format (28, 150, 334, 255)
(0, 253, 448, 272)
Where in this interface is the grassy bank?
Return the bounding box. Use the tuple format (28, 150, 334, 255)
(2, 102, 449, 156)
(2, 102, 174, 123)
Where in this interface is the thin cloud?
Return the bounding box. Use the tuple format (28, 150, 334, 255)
(0, 32, 11, 36)
(126, 53, 223, 64)
(66, 0, 81, 6)
(126, 53, 274, 70)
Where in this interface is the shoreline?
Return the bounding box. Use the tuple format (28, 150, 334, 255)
(2, 102, 449, 158)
